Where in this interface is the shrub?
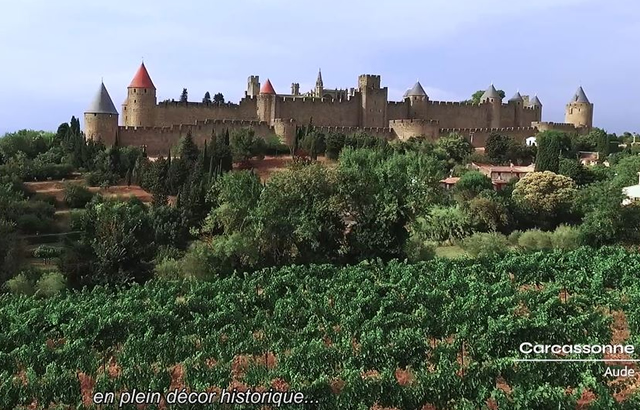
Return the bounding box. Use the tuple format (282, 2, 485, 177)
(263, 135, 289, 156)
(404, 236, 436, 262)
(551, 225, 580, 250)
(6, 273, 34, 296)
(30, 193, 58, 207)
(518, 229, 553, 251)
(154, 257, 183, 280)
(33, 245, 62, 263)
(16, 214, 49, 234)
(325, 133, 346, 160)
(35, 271, 66, 298)
(460, 232, 510, 258)
(86, 171, 119, 187)
(63, 183, 93, 208)
(508, 230, 523, 246)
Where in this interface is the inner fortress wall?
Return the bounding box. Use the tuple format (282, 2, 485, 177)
(153, 98, 258, 127)
(275, 97, 361, 127)
(439, 126, 537, 147)
(426, 102, 492, 128)
(387, 101, 410, 120)
(117, 119, 273, 157)
(520, 107, 542, 126)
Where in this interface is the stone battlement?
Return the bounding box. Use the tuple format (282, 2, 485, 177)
(277, 96, 356, 104)
(90, 63, 592, 153)
(429, 100, 481, 107)
(120, 118, 267, 132)
(440, 126, 537, 133)
(389, 119, 439, 124)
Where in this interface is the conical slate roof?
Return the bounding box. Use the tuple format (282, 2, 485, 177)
(316, 69, 323, 85)
(481, 84, 501, 101)
(508, 91, 523, 102)
(260, 79, 276, 95)
(403, 89, 410, 99)
(85, 82, 118, 115)
(571, 86, 590, 103)
(407, 81, 427, 97)
(529, 95, 542, 107)
(128, 62, 155, 89)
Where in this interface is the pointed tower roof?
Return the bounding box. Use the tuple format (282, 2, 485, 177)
(571, 86, 590, 103)
(481, 84, 501, 101)
(85, 82, 118, 115)
(407, 81, 427, 97)
(260, 79, 276, 95)
(316, 69, 323, 85)
(128, 62, 155, 89)
(508, 91, 523, 102)
(403, 89, 410, 99)
(530, 95, 542, 107)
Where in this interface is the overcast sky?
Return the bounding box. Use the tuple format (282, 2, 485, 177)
(0, 0, 638, 134)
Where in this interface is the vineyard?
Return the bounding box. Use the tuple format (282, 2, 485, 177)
(3, 247, 640, 409)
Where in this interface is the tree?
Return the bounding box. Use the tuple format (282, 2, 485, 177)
(149, 156, 170, 206)
(512, 171, 577, 214)
(213, 93, 225, 104)
(337, 148, 446, 260)
(177, 131, 200, 165)
(485, 134, 511, 164)
(202, 91, 211, 104)
(325, 133, 346, 160)
(468, 89, 506, 104)
(535, 131, 572, 172)
(485, 134, 526, 165)
(253, 163, 344, 265)
(435, 133, 473, 164)
(611, 155, 640, 187)
(300, 131, 326, 160)
(466, 195, 511, 233)
(590, 127, 614, 159)
(453, 171, 493, 201)
(558, 158, 594, 186)
(180, 88, 188, 102)
(229, 128, 264, 162)
(60, 198, 156, 288)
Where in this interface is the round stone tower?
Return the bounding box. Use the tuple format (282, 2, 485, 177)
(406, 81, 429, 119)
(256, 79, 276, 125)
(480, 84, 502, 128)
(84, 81, 119, 146)
(122, 62, 157, 127)
(565, 86, 593, 129)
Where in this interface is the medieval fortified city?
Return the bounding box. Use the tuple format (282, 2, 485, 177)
(84, 62, 594, 155)
(6, 1, 640, 408)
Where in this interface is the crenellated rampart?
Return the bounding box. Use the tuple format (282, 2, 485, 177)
(275, 96, 360, 126)
(439, 126, 537, 147)
(117, 119, 273, 157)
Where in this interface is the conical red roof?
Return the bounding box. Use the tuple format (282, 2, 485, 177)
(128, 62, 155, 89)
(260, 79, 276, 95)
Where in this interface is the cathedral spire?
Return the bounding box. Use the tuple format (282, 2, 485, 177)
(316, 68, 323, 86)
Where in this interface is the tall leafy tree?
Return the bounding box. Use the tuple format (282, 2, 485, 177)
(535, 131, 572, 172)
(202, 91, 211, 103)
(180, 88, 188, 102)
(177, 131, 200, 165)
(213, 93, 225, 104)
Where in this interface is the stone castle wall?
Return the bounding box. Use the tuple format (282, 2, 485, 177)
(275, 97, 361, 127)
(117, 119, 274, 157)
(439, 126, 537, 147)
(152, 98, 258, 126)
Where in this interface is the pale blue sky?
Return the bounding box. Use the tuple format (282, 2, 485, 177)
(0, 0, 638, 134)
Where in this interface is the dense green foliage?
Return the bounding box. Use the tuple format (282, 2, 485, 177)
(2, 248, 640, 408)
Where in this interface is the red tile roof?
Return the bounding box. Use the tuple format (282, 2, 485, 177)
(260, 79, 276, 95)
(128, 62, 155, 89)
(440, 177, 460, 184)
